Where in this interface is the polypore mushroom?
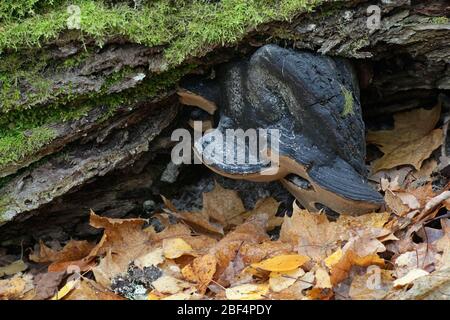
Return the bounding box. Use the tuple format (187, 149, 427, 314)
(178, 44, 384, 216)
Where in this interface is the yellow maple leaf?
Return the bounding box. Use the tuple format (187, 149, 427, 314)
(163, 238, 194, 259)
(225, 283, 269, 300)
(251, 254, 310, 272)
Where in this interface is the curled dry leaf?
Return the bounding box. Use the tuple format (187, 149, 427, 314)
(385, 268, 450, 300)
(239, 241, 294, 265)
(330, 250, 385, 286)
(30, 240, 95, 264)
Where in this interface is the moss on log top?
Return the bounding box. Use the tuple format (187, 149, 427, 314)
(0, 0, 321, 64)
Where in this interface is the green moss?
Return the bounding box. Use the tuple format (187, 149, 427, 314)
(0, 126, 56, 169)
(0, 63, 195, 173)
(0, 50, 55, 113)
(341, 85, 354, 117)
(429, 16, 449, 25)
(0, 0, 322, 65)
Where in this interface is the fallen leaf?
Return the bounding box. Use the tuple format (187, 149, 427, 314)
(210, 214, 269, 277)
(0, 274, 34, 300)
(0, 260, 27, 277)
(225, 283, 269, 300)
(134, 248, 165, 269)
(202, 182, 245, 225)
(229, 197, 282, 230)
(30, 240, 95, 264)
(368, 104, 443, 173)
(151, 275, 192, 294)
(239, 241, 294, 265)
(367, 103, 441, 153)
(162, 196, 224, 235)
(330, 250, 384, 286)
(280, 206, 339, 261)
(349, 269, 393, 300)
(181, 254, 217, 294)
(33, 271, 66, 300)
(314, 268, 332, 289)
(50, 278, 79, 300)
(393, 269, 429, 288)
(385, 267, 450, 300)
(88, 211, 152, 287)
(64, 278, 125, 300)
(324, 249, 343, 268)
(173, 211, 224, 235)
(269, 268, 305, 292)
(251, 254, 310, 272)
(163, 238, 194, 259)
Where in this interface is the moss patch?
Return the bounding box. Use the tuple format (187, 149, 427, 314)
(0, 0, 322, 65)
(0, 63, 195, 174)
(429, 16, 449, 25)
(340, 85, 354, 117)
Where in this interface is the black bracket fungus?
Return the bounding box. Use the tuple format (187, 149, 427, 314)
(178, 44, 384, 216)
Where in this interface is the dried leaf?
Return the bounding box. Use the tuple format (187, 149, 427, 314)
(393, 269, 429, 288)
(349, 269, 393, 300)
(368, 104, 442, 172)
(269, 268, 305, 292)
(202, 182, 245, 225)
(372, 129, 443, 172)
(0, 260, 27, 277)
(134, 248, 165, 269)
(251, 254, 310, 272)
(33, 271, 66, 300)
(30, 240, 95, 264)
(324, 249, 343, 268)
(330, 250, 385, 286)
(163, 238, 194, 259)
(314, 268, 332, 289)
(152, 275, 192, 294)
(181, 254, 217, 294)
(88, 211, 152, 287)
(0, 274, 34, 300)
(64, 278, 125, 300)
(225, 283, 269, 300)
(50, 278, 79, 300)
(210, 214, 269, 276)
(367, 104, 441, 153)
(385, 267, 450, 300)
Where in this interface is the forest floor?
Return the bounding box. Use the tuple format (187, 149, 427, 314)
(0, 103, 449, 300)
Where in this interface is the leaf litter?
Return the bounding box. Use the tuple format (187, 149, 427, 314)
(0, 105, 449, 300)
